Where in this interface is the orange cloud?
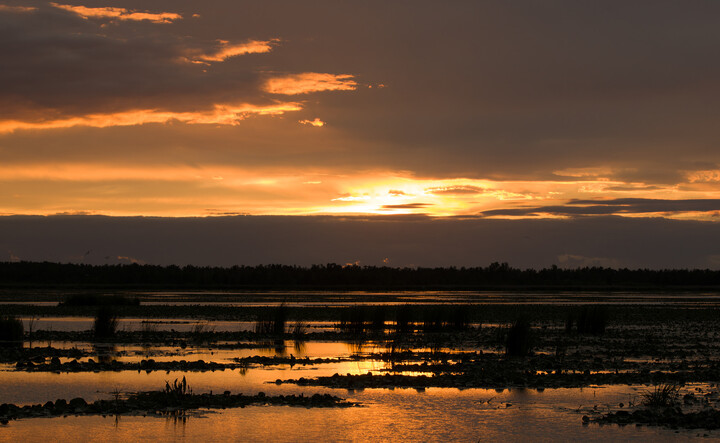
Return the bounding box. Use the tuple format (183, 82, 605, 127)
(0, 5, 37, 13)
(50, 3, 182, 23)
(0, 102, 302, 133)
(192, 40, 277, 63)
(299, 118, 325, 127)
(264, 73, 357, 95)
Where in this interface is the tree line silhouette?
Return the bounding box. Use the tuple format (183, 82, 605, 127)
(2, 261, 720, 289)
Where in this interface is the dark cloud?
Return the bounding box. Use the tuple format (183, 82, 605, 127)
(3, 215, 720, 269)
(0, 2, 283, 121)
(482, 198, 720, 217)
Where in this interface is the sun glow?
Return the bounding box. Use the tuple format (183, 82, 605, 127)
(0, 163, 713, 218)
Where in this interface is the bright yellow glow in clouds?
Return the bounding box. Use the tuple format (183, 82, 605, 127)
(264, 73, 358, 95)
(0, 102, 302, 133)
(299, 118, 325, 127)
(3, 165, 718, 218)
(50, 3, 182, 23)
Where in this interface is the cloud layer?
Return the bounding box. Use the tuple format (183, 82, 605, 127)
(2, 1, 720, 222)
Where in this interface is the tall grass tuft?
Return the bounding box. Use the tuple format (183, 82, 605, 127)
(576, 306, 607, 335)
(505, 318, 533, 357)
(642, 383, 680, 407)
(0, 316, 24, 347)
(93, 307, 118, 339)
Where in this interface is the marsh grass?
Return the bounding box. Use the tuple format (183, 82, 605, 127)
(165, 376, 191, 398)
(642, 383, 680, 407)
(505, 317, 533, 357)
(0, 316, 23, 347)
(93, 307, 118, 339)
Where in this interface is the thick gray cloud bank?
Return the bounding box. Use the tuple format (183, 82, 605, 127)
(2, 215, 720, 269)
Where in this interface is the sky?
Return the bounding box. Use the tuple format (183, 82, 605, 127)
(2, 1, 720, 267)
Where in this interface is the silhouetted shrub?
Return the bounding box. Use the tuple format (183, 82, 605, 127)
(505, 318, 533, 357)
(93, 308, 118, 339)
(0, 316, 23, 347)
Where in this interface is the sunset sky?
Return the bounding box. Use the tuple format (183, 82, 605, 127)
(3, 1, 720, 267)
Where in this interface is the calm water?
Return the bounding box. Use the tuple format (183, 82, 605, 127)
(2, 291, 719, 440)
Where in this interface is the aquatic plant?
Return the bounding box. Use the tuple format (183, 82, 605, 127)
(93, 307, 118, 339)
(0, 316, 23, 347)
(290, 320, 307, 337)
(190, 321, 215, 341)
(564, 311, 574, 334)
(140, 320, 159, 341)
(338, 306, 368, 334)
(394, 304, 413, 333)
(422, 309, 444, 333)
(255, 304, 287, 336)
(165, 376, 191, 397)
(576, 306, 607, 335)
(370, 307, 386, 334)
(642, 383, 680, 407)
(505, 318, 533, 357)
(61, 293, 140, 307)
(449, 306, 470, 331)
